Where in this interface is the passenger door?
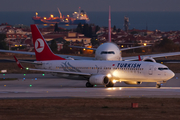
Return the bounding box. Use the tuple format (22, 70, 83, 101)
(149, 65, 153, 75)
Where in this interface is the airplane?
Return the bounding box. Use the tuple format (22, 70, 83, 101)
(12, 24, 175, 88)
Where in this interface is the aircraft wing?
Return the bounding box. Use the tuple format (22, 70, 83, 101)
(69, 46, 97, 50)
(123, 52, 180, 61)
(69, 45, 150, 51)
(0, 49, 94, 60)
(121, 45, 151, 51)
(13, 55, 91, 76)
(0, 49, 35, 55)
(27, 68, 91, 76)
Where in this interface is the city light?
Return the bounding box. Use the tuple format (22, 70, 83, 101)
(50, 14, 54, 18)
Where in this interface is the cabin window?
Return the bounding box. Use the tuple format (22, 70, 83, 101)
(158, 68, 169, 71)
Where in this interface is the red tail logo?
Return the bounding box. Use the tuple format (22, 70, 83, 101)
(31, 24, 66, 61)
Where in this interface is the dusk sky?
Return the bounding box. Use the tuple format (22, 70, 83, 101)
(0, 0, 180, 12)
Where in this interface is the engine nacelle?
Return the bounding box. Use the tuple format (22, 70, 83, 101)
(142, 56, 156, 63)
(89, 75, 110, 85)
(124, 81, 142, 85)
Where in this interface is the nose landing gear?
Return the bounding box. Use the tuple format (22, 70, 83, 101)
(156, 84, 161, 88)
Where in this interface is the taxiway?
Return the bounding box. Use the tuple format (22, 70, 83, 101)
(0, 73, 180, 98)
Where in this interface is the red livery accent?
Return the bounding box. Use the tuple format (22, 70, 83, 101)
(138, 55, 142, 61)
(30, 24, 66, 61)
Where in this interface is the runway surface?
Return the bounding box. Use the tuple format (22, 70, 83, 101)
(0, 73, 180, 98)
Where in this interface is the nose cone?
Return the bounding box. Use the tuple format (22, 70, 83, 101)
(168, 70, 175, 79)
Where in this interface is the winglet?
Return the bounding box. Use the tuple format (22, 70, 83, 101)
(14, 56, 24, 69)
(138, 55, 142, 61)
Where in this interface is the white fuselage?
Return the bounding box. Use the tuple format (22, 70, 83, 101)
(35, 60, 174, 83)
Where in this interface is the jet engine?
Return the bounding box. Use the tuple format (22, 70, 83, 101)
(142, 56, 156, 63)
(89, 75, 110, 85)
(124, 81, 142, 85)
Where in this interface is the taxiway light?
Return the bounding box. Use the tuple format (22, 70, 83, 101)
(35, 78, 37, 80)
(94, 85, 97, 87)
(4, 85, 6, 87)
(42, 74, 45, 76)
(29, 85, 32, 87)
(26, 67, 29, 70)
(24, 74, 26, 76)
(3, 74, 5, 76)
(107, 88, 112, 90)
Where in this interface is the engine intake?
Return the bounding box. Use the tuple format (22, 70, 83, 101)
(89, 75, 110, 85)
(142, 56, 156, 63)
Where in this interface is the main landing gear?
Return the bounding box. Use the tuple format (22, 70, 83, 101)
(156, 84, 161, 88)
(86, 82, 94, 87)
(106, 81, 114, 87)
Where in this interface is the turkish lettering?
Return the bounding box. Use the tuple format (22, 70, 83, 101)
(117, 63, 141, 68)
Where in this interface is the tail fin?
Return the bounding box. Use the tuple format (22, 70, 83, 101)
(108, 6, 111, 42)
(30, 24, 65, 61)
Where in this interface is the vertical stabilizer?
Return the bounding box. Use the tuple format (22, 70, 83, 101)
(108, 6, 111, 42)
(30, 24, 66, 61)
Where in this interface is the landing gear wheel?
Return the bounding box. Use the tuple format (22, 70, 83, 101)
(156, 84, 161, 88)
(106, 81, 114, 87)
(86, 82, 94, 87)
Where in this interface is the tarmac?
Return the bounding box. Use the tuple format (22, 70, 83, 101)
(0, 73, 180, 99)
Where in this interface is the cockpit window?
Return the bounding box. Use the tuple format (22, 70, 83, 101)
(158, 68, 169, 70)
(101, 51, 115, 54)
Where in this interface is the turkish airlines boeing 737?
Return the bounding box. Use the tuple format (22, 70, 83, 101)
(12, 24, 175, 88)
